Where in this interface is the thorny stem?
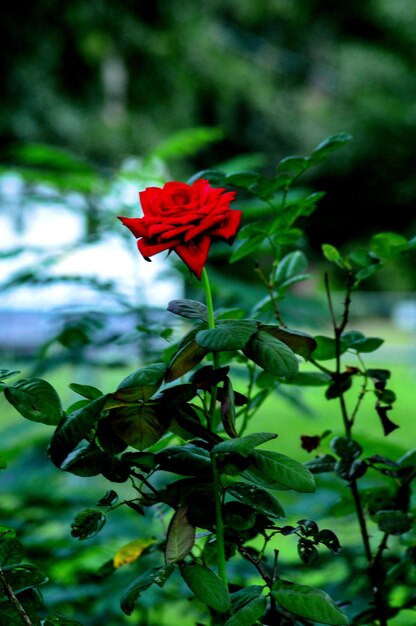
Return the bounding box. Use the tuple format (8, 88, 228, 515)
(350, 353, 369, 427)
(254, 263, 285, 326)
(238, 544, 272, 586)
(0, 566, 33, 626)
(201, 267, 228, 590)
(326, 273, 389, 626)
(131, 471, 161, 497)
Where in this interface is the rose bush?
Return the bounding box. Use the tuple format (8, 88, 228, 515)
(118, 178, 241, 279)
(2, 135, 415, 626)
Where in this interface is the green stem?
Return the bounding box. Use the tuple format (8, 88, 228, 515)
(327, 275, 388, 626)
(212, 453, 228, 587)
(201, 267, 216, 330)
(201, 267, 228, 590)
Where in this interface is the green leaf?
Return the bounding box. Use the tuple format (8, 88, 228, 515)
(0, 369, 20, 381)
(153, 126, 223, 160)
(220, 376, 238, 438)
(366, 369, 391, 384)
(49, 395, 108, 467)
(122, 451, 156, 471)
(14, 142, 94, 173)
(109, 404, 169, 451)
(158, 383, 197, 407)
(272, 228, 302, 245)
(0, 538, 24, 567)
(181, 563, 231, 613)
(70, 509, 106, 540)
(322, 244, 346, 269)
(165, 330, 208, 382)
(272, 579, 349, 625)
(330, 437, 362, 460)
(228, 483, 285, 518)
(317, 529, 342, 554)
(304, 454, 337, 474)
(370, 232, 408, 260)
(4, 378, 63, 425)
(310, 133, 352, 163)
(230, 586, 264, 612)
(97, 490, 119, 507)
(165, 505, 195, 564)
(342, 331, 384, 353)
(325, 373, 353, 399)
(225, 172, 259, 188)
(224, 502, 259, 530)
(298, 538, 319, 565)
(274, 251, 308, 286)
(259, 326, 317, 360)
(230, 234, 266, 263)
(243, 331, 299, 378)
(69, 383, 103, 400)
(114, 363, 167, 402)
(121, 567, 169, 615)
(312, 336, 347, 361)
(154, 564, 175, 588)
(286, 372, 331, 386)
(156, 445, 211, 476)
(196, 320, 257, 352)
(167, 299, 209, 322)
(277, 155, 309, 175)
(246, 450, 315, 492)
(60, 441, 106, 477)
(44, 615, 84, 626)
(1, 564, 48, 595)
(375, 510, 413, 535)
(0, 598, 40, 626)
(213, 432, 277, 458)
(398, 449, 416, 469)
(224, 596, 266, 626)
(252, 175, 289, 199)
(354, 264, 381, 283)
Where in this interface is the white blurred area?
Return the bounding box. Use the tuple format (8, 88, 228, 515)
(0, 172, 183, 311)
(0, 172, 183, 353)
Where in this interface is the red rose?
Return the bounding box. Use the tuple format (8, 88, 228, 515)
(118, 178, 241, 279)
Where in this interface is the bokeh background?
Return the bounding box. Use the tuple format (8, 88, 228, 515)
(2, 0, 416, 250)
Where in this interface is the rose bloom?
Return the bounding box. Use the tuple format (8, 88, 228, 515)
(118, 178, 241, 279)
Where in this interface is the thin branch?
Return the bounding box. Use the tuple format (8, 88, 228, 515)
(238, 544, 272, 586)
(254, 263, 284, 325)
(0, 566, 33, 626)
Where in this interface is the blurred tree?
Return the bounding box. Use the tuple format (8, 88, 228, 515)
(1, 0, 415, 249)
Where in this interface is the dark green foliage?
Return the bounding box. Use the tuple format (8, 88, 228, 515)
(70, 510, 106, 540)
(272, 579, 349, 625)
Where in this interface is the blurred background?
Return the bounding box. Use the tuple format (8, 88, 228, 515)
(0, 1, 415, 624)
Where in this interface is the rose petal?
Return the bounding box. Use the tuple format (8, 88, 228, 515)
(209, 210, 242, 241)
(144, 213, 198, 226)
(183, 213, 225, 242)
(160, 182, 193, 209)
(159, 224, 191, 240)
(174, 236, 211, 279)
(147, 222, 174, 238)
(139, 187, 164, 216)
(137, 238, 181, 259)
(118, 216, 148, 238)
